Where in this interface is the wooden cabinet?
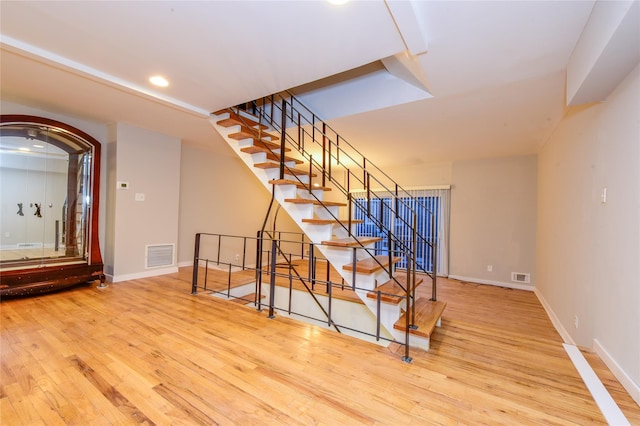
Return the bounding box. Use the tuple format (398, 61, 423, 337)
(0, 115, 104, 297)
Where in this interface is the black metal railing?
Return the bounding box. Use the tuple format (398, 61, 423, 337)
(217, 95, 442, 362)
(192, 231, 423, 359)
(242, 94, 438, 290)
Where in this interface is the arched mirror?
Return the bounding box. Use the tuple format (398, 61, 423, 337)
(0, 115, 104, 296)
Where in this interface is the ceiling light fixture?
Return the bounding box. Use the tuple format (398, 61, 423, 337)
(149, 75, 169, 87)
(33, 144, 44, 148)
(327, 0, 348, 5)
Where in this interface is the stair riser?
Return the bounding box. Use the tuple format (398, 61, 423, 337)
(262, 168, 310, 184)
(272, 183, 327, 201)
(299, 223, 333, 245)
(358, 289, 403, 333)
(246, 152, 298, 168)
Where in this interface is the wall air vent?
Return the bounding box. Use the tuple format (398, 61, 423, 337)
(511, 272, 531, 284)
(146, 244, 174, 268)
(17, 242, 43, 248)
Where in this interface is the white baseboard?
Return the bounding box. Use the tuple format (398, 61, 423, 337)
(447, 275, 534, 291)
(563, 344, 630, 426)
(593, 338, 640, 407)
(109, 266, 179, 283)
(533, 288, 575, 345)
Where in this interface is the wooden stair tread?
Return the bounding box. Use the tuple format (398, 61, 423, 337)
(268, 179, 331, 192)
(255, 163, 317, 177)
(366, 274, 424, 304)
(321, 237, 382, 247)
(393, 299, 446, 338)
(252, 140, 291, 153)
(216, 112, 268, 130)
(302, 218, 364, 225)
(283, 198, 345, 207)
(228, 127, 279, 141)
(342, 255, 401, 274)
(240, 147, 303, 164)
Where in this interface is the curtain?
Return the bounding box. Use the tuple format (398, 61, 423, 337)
(351, 186, 450, 276)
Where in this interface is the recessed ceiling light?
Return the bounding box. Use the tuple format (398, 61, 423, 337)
(149, 75, 169, 87)
(328, 0, 348, 5)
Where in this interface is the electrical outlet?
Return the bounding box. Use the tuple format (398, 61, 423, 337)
(487, 265, 493, 272)
(574, 315, 579, 328)
(235, 254, 240, 261)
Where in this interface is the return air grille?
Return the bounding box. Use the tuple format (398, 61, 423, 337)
(146, 244, 174, 268)
(511, 272, 531, 283)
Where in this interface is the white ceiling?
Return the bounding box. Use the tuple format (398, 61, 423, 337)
(1, 1, 597, 166)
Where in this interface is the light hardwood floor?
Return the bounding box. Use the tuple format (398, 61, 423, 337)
(1, 270, 639, 425)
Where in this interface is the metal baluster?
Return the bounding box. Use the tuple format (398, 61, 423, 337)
(279, 99, 286, 180)
(268, 239, 277, 318)
(322, 122, 327, 187)
(256, 231, 263, 310)
(191, 233, 200, 294)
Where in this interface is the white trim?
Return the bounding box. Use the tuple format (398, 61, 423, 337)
(109, 266, 178, 283)
(350, 184, 450, 193)
(533, 288, 575, 345)
(593, 339, 640, 407)
(563, 344, 630, 426)
(178, 260, 192, 268)
(448, 275, 534, 291)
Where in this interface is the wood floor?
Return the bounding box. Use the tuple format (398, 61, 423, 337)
(1, 271, 639, 425)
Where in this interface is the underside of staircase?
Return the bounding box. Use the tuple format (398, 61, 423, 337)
(207, 100, 445, 355)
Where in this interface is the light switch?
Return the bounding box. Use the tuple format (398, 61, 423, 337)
(135, 193, 145, 202)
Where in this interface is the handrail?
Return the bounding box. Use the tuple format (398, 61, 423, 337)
(223, 100, 434, 357)
(190, 231, 421, 357)
(249, 95, 432, 246)
(241, 95, 437, 285)
(221, 105, 413, 295)
(220, 96, 444, 361)
(265, 90, 437, 221)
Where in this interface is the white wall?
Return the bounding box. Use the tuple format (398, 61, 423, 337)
(107, 123, 181, 281)
(382, 161, 453, 188)
(537, 64, 640, 401)
(178, 143, 302, 267)
(449, 155, 538, 288)
(0, 166, 66, 248)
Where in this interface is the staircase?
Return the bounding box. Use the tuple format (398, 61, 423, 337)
(208, 93, 445, 359)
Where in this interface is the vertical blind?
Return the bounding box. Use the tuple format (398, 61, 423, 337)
(351, 187, 450, 276)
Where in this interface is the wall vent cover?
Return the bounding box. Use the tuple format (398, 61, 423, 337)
(146, 244, 174, 268)
(17, 242, 43, 248)
(511, 272, 531, 283)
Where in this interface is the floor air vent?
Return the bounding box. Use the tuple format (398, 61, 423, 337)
(146, 244, 174, 268)
(511, 272, 531, 284)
